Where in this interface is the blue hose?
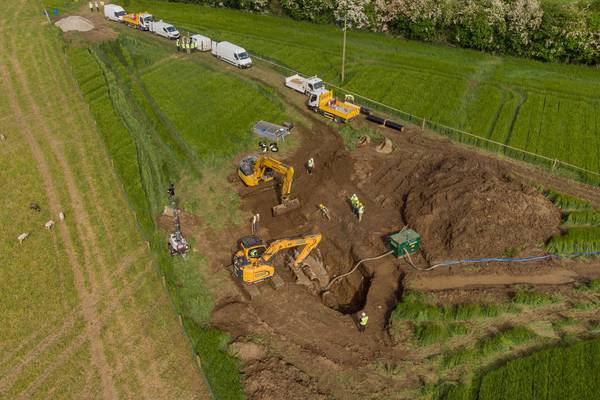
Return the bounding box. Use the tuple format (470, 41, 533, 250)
(431, 251, 600, 269)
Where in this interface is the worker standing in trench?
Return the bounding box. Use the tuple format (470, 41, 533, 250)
(306, 157, 315, 175)
(358, 312, 368, 332)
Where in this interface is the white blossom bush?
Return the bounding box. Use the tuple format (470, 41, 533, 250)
(334, 0, 371, 28)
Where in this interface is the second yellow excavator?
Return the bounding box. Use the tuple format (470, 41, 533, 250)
(232, 233, 322, 298)
(238, 155, 301, 216)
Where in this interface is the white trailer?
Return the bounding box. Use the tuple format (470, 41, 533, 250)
(104, 4, 126, 22)
(285, 74, 326, 96)
(149, 20, 180, 40)
(191, 34, 212, 51)
(211, 41, 252, 68)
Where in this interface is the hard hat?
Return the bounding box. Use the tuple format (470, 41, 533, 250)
(361, 312, 366, 317)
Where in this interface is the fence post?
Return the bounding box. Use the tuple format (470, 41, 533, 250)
(552, 159, 558, 170)
(421, 118, 426, 131)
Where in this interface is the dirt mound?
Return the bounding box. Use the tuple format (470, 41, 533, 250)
(55, 16, 94, 32)
(243, 357, 332, 400)
(402, 155, 561, 262)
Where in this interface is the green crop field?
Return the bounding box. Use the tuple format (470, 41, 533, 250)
(127, 0, 600, 184)
(0, 0, 209, 398)
(442, 337, 600, 400)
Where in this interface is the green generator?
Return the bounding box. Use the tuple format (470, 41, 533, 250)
(388, 229, 421, 257)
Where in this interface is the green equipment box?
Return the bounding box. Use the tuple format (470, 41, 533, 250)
(388, 229, 421, 257)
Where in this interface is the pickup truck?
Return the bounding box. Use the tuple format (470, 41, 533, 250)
(285, 74, 326, 96)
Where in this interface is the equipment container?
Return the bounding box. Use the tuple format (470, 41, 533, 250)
(388, 229, 421, 257)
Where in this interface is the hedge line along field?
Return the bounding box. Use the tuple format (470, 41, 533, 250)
(442, 337, 600, 400)
(0, 0, 209, 398)
(131, 0, 600, 180)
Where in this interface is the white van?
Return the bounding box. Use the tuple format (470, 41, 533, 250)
(149, 20, 180, 40)
(104, 4, 126, 22)
(211, 41, 252, 68)
(191, 34, 212, 52)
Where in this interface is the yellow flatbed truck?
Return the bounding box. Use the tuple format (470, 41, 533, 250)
(122, 12, 153, 30)
(308, 90, 360, 122)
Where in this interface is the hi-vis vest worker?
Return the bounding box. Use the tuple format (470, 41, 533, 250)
(359, 312, 368, 332)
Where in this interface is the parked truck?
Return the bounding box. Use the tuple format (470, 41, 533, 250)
(149, 20, 180, 39)
(104, 4, 126, 22)
(308, 90, 360, 123)
(122, 12, 153, 30)
(285, 74, 326, 96)
(211, 41, 252, 68)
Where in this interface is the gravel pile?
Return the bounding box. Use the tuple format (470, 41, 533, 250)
(55, 16, 94, 32)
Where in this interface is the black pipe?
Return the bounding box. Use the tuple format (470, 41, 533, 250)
(367, 114, 385, 124)
(360, 106, 371, 115)
(384, 120, 404, 131)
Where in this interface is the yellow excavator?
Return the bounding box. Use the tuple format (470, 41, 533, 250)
(232, 233, 322, 298)
(238, 155, 301, 216)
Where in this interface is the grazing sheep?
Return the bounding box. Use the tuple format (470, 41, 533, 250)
(45, 220, 55, 230)
(58, 211, 65, 221)
(29, 202, 41, 212)
(0, 134, 6, 141)
(18, 232, 29, 244)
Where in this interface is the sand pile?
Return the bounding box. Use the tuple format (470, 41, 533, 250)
(55, 16, 94, 32)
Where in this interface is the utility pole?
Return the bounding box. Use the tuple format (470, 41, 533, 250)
(341, 16, 347, 84)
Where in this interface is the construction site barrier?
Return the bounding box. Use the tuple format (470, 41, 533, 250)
(248, 53, 600, 187)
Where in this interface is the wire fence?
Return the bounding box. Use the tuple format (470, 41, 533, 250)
(251, 53, 600, 187)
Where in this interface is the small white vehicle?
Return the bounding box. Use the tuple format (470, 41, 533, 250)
(285, 74, 327, 96)
(104, 4, 126, 22)
(211, 41, 252, 68)
(149, 20, 180, 40)
(191, 34, 212, 51)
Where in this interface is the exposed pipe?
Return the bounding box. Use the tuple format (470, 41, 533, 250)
(322, 250, 394, 292)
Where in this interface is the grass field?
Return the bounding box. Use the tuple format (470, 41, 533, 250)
(0, 1, 209, 398)
(443, 337, 600, 400)
(124, 0, 600, 183)
(542, 189, 600, 254)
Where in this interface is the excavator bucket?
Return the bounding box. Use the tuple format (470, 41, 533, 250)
(272, 197, 301, 216)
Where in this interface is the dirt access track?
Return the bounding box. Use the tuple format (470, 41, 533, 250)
(194, 61, 600, 398)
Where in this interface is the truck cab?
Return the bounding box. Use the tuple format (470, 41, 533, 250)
(304, 77, 326, 96)
(138, 13, 153, 30)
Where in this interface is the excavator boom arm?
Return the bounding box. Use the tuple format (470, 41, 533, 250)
(256, 157, 295, 199)
(261, 234, 322, 268)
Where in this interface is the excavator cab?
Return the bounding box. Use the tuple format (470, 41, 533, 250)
(239, 236, 268, 259)
(233, 236, 274, 286)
